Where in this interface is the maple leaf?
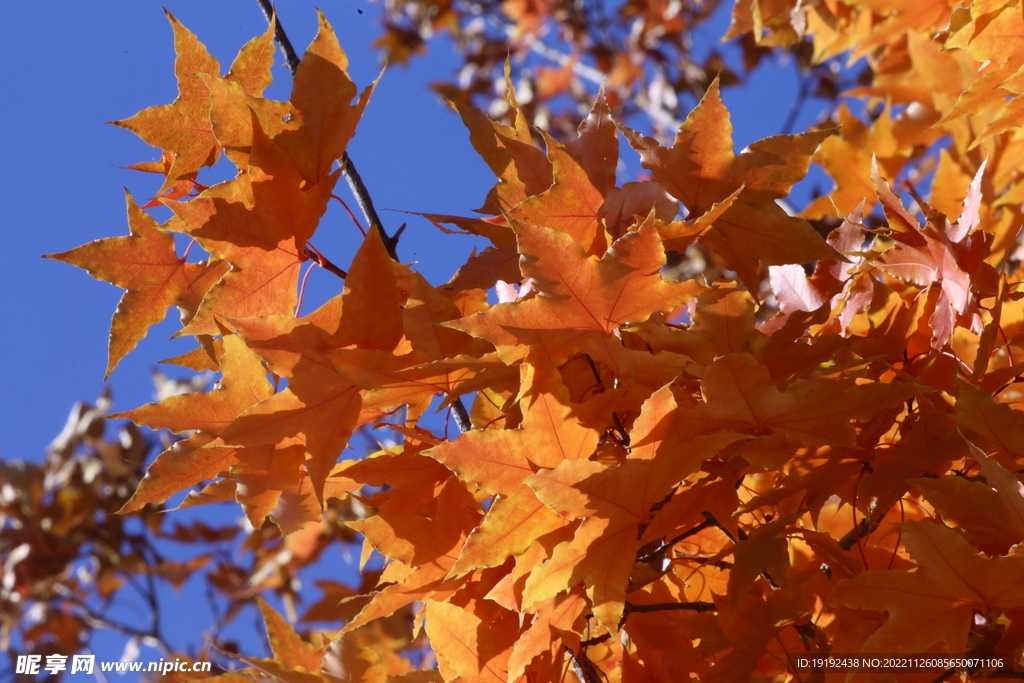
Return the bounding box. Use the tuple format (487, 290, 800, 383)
(167, 118, 338, 336)
(340, 442, 454, 516)
(505, 133, 607, 256)
(112, 13, 275, 193)
(226, 598, 329, 682)
(232, 441, 309, 530)
(911, 438, 1024, 553)
(216, 330, 366, 508)
(522, 386, 744, 629)
(399, 268, 493, 362)
(436, 66, 552, 214)
(424, 360, 598, 576)
(953, 380, 1024, 458)
(947, 2, 1024, 65)
(507, 587, 588, 681)
(217, 230, 451, 505)
(568, 89, 618, 196)
(275, 11, 376, 184)
(45, 191, 227, 377)
(197, 18, 371, 177)
(620, 78, 840, 290)
(424, 600, 520, 683)
(118, 432, 240, 514)
(828, 521, 1024, 653)
(342, 479, 482, 633)
(108, 333, 273, 436)
(448, 213, 700, 362)
(873, 163, 971, 312)
(676, 353, 917, 446)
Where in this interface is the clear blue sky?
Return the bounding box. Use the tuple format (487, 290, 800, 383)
(0, 0, 829, 667)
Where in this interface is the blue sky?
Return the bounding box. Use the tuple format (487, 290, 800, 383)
(0, 0, 832, 669)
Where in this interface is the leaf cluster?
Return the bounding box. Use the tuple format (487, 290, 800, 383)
(26, 1, 1024, 681)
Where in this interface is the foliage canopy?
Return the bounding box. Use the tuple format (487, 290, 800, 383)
(9, 0, 1024, 680)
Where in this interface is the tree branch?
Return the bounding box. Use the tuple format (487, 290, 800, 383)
(580, 633, 612, 648)
(254, 0, 301, 73)
(451, 397, 472, 434)
(837, 515, 881, 551)
(780, 68, 812, 136)
(636, 518, 715, 563)
(304, 246, 348, 279)
(583, 354, 629, 447)
(341, 153, 401, 260)
(564, 646, 604, 683)
(624, 600, 717, 614)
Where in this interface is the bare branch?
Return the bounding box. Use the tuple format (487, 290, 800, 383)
(451, 397, 472, 433)
(305, 246, 348, 279)
(624, 600, 716, 614)
(341, 152, 401, 260)
(254, 0, 301, 74)
(564, 646, 604, 683)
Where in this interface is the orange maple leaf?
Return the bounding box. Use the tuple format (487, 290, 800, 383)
(118, 432, 240, 514)
(112, 13, 275, 193)
(676, 353, 917, 446)
(449, 213, 700, 362)
(829, 521, 1024, 653)
(425, 600, 521, 683)
(276, 11, 376, 184)
(45, 191, 227, 378)
(218, 231, 435, 505)
(505, 133, 608, 256)
(108, 332, 272, 436)
(343, 479, 482, 633)
(621, 78, 840, 290)
(436, 65, 552, 214)
(166, 120, 337, 336)
(425, 361, 599, 576)
(522, 386, 744, 629)
(568, 90, 618, 196)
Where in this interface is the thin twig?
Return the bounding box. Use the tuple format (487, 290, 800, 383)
(564, 646, 603, 683)
(341, 152, 401, 260)
(68, 598, 173, 657)
(254, 0, 301, 73)
(624, 600, 716, 614)
(304, 245, 348, 279)
(837, 516, 880, 552)
(583, 354, 629, 447)
(636, 518, 715, 563)
(580, 633, 612, 648)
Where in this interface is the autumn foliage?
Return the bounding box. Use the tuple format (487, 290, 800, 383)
(20, 0, 1024, 680)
